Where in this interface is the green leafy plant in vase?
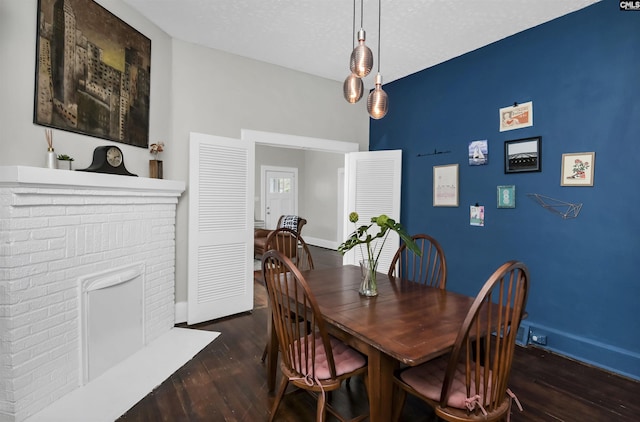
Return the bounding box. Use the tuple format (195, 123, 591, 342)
(338, 212, 421, 296)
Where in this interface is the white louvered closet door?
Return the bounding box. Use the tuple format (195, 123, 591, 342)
(343, 150, 402, 274)
(188, 132, 254, 324)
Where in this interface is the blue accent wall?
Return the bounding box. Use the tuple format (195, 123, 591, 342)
(369, 1, 640, 380)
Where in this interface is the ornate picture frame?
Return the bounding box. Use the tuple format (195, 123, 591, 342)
(34, 0, 151, 148)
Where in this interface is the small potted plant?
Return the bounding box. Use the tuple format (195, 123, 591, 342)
(56, 154, 74, 170)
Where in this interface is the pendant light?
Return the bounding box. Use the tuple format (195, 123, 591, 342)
(367, 0, 388, 119)
(343, 73, 363, 103)
(343, 0, 363, 103)
(349, 0, 373, 78)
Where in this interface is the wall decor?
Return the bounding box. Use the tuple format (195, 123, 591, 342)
(497, 185, 516, 208)
(504, 136, 541, 173)
(527, 193, 583, 219)
(499, 101, 533, 132)
(433, 164, 459, 207)
(34, 0, 151, 148)
(470, 205, 485, 226)
(468, 140, 488, 165)
(561, 152, 595, 186)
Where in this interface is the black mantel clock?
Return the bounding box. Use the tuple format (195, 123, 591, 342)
(77, 146, 137, 176)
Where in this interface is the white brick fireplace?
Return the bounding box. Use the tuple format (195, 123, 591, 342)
(0, 166, 185, 422)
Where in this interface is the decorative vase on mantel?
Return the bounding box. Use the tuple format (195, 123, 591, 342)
(45, 148, 57, 169)
(359, 259, 378, 297)
(149, 159, 163, 179)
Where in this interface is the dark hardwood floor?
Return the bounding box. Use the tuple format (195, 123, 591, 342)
(118, 246, 640, 421)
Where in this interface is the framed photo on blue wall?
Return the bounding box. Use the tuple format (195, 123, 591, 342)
(504, 137, 541, 173)
(497, 185, 516, 208)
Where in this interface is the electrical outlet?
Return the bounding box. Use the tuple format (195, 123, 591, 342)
(530, 333, 547, 345)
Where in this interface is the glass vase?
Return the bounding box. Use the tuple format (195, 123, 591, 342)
(359, 259, 378, 297)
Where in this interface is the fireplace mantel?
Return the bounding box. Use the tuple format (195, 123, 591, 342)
(0, 165, 185, 194)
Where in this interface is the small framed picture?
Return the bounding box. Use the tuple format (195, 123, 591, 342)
(433, 164, 459, 207)
(468, 140, 488, 166)
(504, 136, 542, 173)
(561, 152, 595, 186)
(497, 185, 516, 208)
(499, 101, 533, 132)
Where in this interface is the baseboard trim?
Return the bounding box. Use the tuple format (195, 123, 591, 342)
(526, 322, 640, 381)
(175, 301, 187, 324)
(303, 236, 338, 250)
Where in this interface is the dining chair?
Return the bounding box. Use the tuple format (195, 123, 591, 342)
(388, 233, 447, 289)
(254, 215, 307, 258)
(265, 227, 314, 271)
(262, 250, 369, 422)
(261, 227, 314, 362)
(392, 260, 530, 422)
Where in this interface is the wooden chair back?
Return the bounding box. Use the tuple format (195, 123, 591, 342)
(262, 249, 368, 421)
(265, 227, 314, 271)
(439, 260, 529, 420)
(261, 250, 339, 387)
(388, 233, 447, 289)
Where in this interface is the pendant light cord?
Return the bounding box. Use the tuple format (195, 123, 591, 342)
(360, 0, 364, 28)
(352, 0, 356, 49)
(377, 0, 381, 73)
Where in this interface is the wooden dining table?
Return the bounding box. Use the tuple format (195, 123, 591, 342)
(265, 264, 477, 422)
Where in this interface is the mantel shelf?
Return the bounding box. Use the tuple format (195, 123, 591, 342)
(0, 165, 185, 195)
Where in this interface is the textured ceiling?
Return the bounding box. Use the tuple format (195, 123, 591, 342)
(122, 0, 598, 90)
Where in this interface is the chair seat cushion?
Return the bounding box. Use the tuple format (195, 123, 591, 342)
(292, 333, 366, 380)
(400, 355, 493, 411)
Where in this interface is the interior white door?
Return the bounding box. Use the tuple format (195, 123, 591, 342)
(188, 132, 254, 324)
(263, 168, 297, 229)
(343, 150, 402, 274)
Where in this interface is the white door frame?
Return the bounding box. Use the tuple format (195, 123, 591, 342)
(242, 129, 360, 242)
(260, 165, 299, 226)
(242, 129, 360, 154)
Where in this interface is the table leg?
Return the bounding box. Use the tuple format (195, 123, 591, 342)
(266, 309, 278, 392)
(366, 346, 398, 422)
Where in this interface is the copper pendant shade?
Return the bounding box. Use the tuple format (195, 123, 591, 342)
(367, 0, 388, 119)
(367, 73, 388, 119)
(343, 0, 364, 103)
(343, 73, 364, 103)
(350, 29, 373, 78)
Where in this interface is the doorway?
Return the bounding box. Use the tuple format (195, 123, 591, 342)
(261, 166, 298, 229)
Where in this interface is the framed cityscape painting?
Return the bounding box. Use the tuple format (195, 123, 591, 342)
(34, 0, 151, 148)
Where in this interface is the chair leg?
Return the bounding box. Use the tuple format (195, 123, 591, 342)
(268, 376, 289, 422)
(391, 386, 407, 422)
(316, 389, 327, 422)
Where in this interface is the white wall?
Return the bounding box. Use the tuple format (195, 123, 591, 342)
(0, 0, 369, 310)
(303, 150, 344, 245)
